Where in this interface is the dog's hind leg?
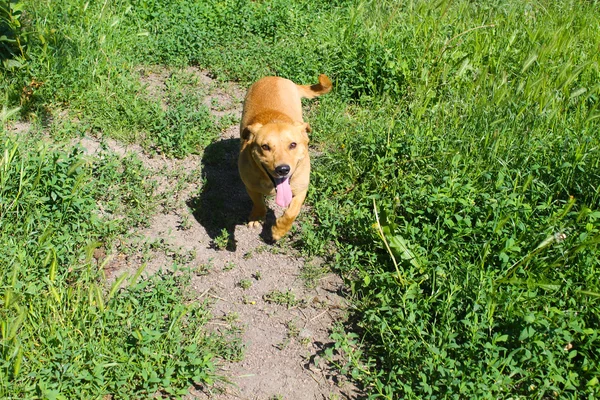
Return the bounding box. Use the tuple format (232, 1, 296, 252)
(271, 190, 307, 240)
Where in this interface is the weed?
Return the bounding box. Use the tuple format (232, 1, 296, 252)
(242, 251, 253, 260)
(213, 228, 230, 251)
(158, 189, 180, 213)
(254, 245, 268, 254)
(192, 258, 214, 276)
(300, 262, 328, 289)
(218, 112, 239, 128)
(286, 320, 300, 338)
(90, 151, 157, 229)
(173, 247, 196, 265)
(194, 262, 213, 276)
(274, 338, 291, 351)
(151, 90, 219, 158)
(223, 261, 236, 271)
(269, 239, 291, 255)
(223, 312, 239, 323)
(179, 213, 192, 230)
(275, 320, 303, 350)
(263, 290, 303, 309)
(211, 319, 245, 363)
(238, 279, 252, 290)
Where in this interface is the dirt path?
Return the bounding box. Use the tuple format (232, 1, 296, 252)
(73, 68, 360, 399)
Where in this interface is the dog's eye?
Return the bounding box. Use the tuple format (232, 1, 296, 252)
(261, 144, 270, 151)
(289, 142, 297, 149)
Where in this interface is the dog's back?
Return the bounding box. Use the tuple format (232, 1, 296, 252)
(240, 75, 332, 137)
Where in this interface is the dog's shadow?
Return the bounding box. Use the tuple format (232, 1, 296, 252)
(188, 138, 275, 251)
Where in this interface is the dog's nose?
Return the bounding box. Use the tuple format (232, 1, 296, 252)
(275, 164, 290, 176)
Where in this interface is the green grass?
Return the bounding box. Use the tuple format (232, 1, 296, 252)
(2, 0, 600, 398)
(0, 1, 27, 69)
(302, 1, 600, 397)
(0, 130, 235, 397)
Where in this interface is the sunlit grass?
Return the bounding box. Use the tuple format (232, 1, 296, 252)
(1, 0, 599, 397)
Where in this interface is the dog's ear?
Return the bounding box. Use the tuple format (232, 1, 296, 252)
(294, 122, 311, 142)
(241, 123, 263, 142)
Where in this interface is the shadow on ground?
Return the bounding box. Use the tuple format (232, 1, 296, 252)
(188, 138, 275, 251)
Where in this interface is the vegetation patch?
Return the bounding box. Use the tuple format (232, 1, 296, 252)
(0, 130, 229, 397)
(263, 289, 302, 309)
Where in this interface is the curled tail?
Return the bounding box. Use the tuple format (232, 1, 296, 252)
(296, 74, 333, 99)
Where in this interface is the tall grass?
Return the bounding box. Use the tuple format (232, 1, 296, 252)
(303, 0, 600, 397)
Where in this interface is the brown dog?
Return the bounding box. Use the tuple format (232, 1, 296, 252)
(238, 74, 332, 240)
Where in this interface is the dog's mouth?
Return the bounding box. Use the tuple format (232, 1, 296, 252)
(273, 176, 292, 208)
(260, 163, 293, 208)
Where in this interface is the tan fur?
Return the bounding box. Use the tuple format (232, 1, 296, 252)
(238, 74, 332, 240)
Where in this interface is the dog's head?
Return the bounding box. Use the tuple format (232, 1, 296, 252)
(242, 121, 311, 180)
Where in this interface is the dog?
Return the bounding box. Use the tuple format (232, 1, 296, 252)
(238, 74, 332, 240)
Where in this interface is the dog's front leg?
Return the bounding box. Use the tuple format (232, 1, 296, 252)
(272, 190, 307, 240)
(246, 189, 267, 229)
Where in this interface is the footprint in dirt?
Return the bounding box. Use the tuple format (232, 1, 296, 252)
(188, 138, 275, 251)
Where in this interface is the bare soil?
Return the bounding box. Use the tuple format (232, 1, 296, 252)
(71, 67, 360, 399)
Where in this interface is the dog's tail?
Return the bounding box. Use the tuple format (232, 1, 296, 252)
(296, 74, 332, 99)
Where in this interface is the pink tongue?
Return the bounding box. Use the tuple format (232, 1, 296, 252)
(275, 178, 293, 207)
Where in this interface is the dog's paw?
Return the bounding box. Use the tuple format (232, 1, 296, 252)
(271, 232, 282, 241)
(248, 220, 263, 229)
(271, 226, 288, 241)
